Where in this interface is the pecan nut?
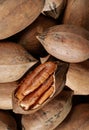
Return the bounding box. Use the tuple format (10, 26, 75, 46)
(15, 61, 57, 110)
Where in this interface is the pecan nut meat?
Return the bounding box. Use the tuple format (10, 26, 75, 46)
(15, 61, 57, 110)
(12, 60, 68, 114)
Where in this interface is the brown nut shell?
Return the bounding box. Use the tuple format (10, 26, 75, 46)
(22, 90, 73, 130)
(0, 82, 17, 110)
(12, 59, 69, 114)
(0, 42, 37, 83)
(42, 24, 89, 40)
(37, 25, 89, 63)
(42, 0, 67, 19)
(55, 104, 89, 130)
(0, 110, 17, 130)
(66, 60, 89, 95)
(19, 14, 56, 58)
(0, 0, 44, 39)
(63, 0, 89, 31)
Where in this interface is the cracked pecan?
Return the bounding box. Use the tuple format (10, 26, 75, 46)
(15, 61, 57, 110)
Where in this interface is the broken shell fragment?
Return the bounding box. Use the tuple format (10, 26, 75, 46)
(0, 42, 37, 83)
(22, 90, 73, 130)
(13, 60, 68, 114)
(42, 0, 67, 19)
(66, 60, 89, 95)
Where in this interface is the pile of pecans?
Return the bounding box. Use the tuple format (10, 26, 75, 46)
(0, 0, 89, 130)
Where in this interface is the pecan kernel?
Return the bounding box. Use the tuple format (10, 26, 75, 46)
(15, 61, 57, 110)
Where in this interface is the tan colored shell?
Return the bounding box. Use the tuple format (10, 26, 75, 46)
(0, 110, 17, 130)
(0, 42, 37, 83)
(22, 90, 73, 130)
(63, 0, 89, 31)
(37, 25, 89, 63)
(0, 0, 44, 39)
(0, 82, 17, 109)
(66, 60, 89, 95)
(55, 104, 89, 130)
(19, 14, 56, 58)
(42, 0, 67, 19)
(43, 24, 89, 40)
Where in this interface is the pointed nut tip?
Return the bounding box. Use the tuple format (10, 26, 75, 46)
(36, 33, 47, 43)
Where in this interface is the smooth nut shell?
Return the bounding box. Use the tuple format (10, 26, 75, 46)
(55, 104, 89, 130)
(0, 0, 44, 39)
(0, 42, 37, 83)
(44, 24, 89, 40)
(63, 0, 89, 31)
(66, 60, 89, 95)
(0, 82, 17, 109)
(22, 90, 73, 130)
(37, 26, 89, 63)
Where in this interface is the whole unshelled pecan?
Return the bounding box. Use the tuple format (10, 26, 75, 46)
(22, 90, 73, 130)
(15, 61, 57, 110)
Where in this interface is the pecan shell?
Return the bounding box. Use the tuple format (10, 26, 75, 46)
(12, 60, 68, 114)
(22, 90, 73, 130)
